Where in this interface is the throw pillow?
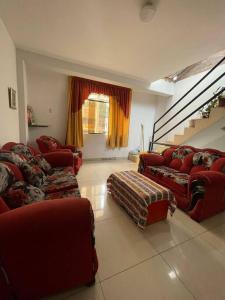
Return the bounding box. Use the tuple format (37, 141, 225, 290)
(193, 152, 221, 168)
(0, 151, 26, 167)
(3, 181, 45, 208)
(35, 155, 51, 173)
(20, 162, 46, 187)
(11, 144, 34, 160)
(0, 163, 15, 193)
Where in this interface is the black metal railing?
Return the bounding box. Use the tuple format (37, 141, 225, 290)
(149, 56, 225, 151)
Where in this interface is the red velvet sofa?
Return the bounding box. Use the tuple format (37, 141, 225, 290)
(0, 144, 98, 300)
(36, 136, 82, 174)
(139, 145, 225, 222)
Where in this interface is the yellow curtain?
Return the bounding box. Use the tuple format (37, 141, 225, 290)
(65, 78, 84, 147)
(107, 96, 131, 148)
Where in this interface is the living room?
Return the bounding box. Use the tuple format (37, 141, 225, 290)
(0, 1, 225, 300)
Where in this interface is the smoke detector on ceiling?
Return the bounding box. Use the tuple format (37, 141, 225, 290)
(140, 2, 156, 23)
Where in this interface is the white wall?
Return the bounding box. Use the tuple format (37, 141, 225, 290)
(154, 64, 225, 145)
(26, 64, 68, 146)
(25, 65, 157, 158)
(0, 18, 19, 145)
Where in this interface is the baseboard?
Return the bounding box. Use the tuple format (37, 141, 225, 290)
(84, 157, 128, 161)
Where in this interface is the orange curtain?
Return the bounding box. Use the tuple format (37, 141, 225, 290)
(66, 76, 132, 148)
(107, 96, 131, 148)
(66, 77, 84, 147)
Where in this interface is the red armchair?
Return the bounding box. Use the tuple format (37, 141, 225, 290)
(36, 136, 82, 174)
(0, 197, 98, 300)
(139, 146, 225, 222)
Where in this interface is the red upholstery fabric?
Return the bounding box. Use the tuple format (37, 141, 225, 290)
(210, 157, 225, 172)
(169, 158, 182, 170)
(139, 145, 225, 221)
(43, 152, 74, 168)
(0, 198, 98, 300)
(36, 136, 82, 174)
(0, 197, 10, 214)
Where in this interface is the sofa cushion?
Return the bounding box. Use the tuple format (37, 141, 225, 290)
(169, 158, 182, 170)
(0, 197, 9, 214)
(193, 152, 221, 168)
(29, 155, 52, 174)
(11, 144, 34, 160)
(20, 162, 46, 187)
(147, 166, 189, 194)
(45, 187, 81, 200)
(0, 163, 15, 193)
(41, 173, 78, 194)
(3, 181, 45, 209)
(0, 151, 26, 167)
(180, 152, 195, 174)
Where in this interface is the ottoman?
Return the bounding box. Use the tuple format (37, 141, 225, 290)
(107, 170, 176, 229)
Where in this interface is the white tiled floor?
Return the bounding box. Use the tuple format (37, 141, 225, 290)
(46, 160, 225, 300)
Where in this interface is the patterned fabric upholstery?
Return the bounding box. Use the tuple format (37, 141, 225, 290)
(11, 144, 34, 160)
(41, 173, 78, 194)
(0, 151, 26, 167)
(193, 152, 221, 168)
(148, 166, 189, 187)
(45, 187, 81, 200)
(3, 181, 45, 209)
(0, 163, 15, 193)
(20, 162, 46, 188)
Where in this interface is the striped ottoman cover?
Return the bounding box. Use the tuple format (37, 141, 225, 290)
(107, 170, 176, 229)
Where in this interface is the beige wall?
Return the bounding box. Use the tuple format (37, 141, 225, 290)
(0, 18, 19, 145)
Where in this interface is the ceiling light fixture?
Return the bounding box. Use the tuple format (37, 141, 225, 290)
(173, 75, 178, 81)
(140, 2, 156, 23)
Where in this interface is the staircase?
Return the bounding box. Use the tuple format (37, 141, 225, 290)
(155, 106, 225, 152)
(150, 56, 225, 153)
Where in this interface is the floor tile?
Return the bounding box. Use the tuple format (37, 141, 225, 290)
(162, 237, 225, 300)
(95, 215, 157, 280)
(142, 211, 195, 253)
(91, 193, 124, 222)
(101, 255, 194, 300)
(65, 284, 104, 300)
(200, 223, 225, 255)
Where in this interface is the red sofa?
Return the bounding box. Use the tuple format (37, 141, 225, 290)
(0, 145, 98, 300)
(139, 145, 225, 222)
(36, 136, 82, 174)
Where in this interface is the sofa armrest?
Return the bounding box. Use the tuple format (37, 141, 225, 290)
(63, 145, 76, 152)
(138, 153, 165, 173)
(0, 198, 97, 299)
(43, 151, 74, 168)
(188, 171, 225, 221)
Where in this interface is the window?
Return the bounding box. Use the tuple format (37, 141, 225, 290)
(82, 93, 109, 134)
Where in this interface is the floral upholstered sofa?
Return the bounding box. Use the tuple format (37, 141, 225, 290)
(139, 145, 225, 222)
(0, 142, 98, 300)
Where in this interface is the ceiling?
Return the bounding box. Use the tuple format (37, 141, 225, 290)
(1, 0, 225, 82)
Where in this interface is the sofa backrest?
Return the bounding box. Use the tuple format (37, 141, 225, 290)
(36, 136, 61, 153)
(162, 145, 225, 174)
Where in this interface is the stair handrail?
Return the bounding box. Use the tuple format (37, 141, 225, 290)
(155, 56, 225, 125)
(149, 56, 225, 151)
(153, 87, 225, 144)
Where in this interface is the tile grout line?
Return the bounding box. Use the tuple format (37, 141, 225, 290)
(159, 254, 198, 300)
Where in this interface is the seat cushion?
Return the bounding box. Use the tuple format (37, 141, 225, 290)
(44, 187, 81, 200)
(41, 173, 78, 194)
(147, 166, 189, 194)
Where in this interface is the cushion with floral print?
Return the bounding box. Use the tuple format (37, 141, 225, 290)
(0, 151, 26, 167)
(45, 187, 81, 200)
(172, 147, 193, 160)
(20, 161, 46, 187)
(3, 181, 45, 209)
(11, 144, 34, 160)
(193, 152, 221, 168)
(42, 173, 78, 194)
(48, 166, 74, 176)
(0, 163, 15, 193)
(29, 155, 51, 174)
